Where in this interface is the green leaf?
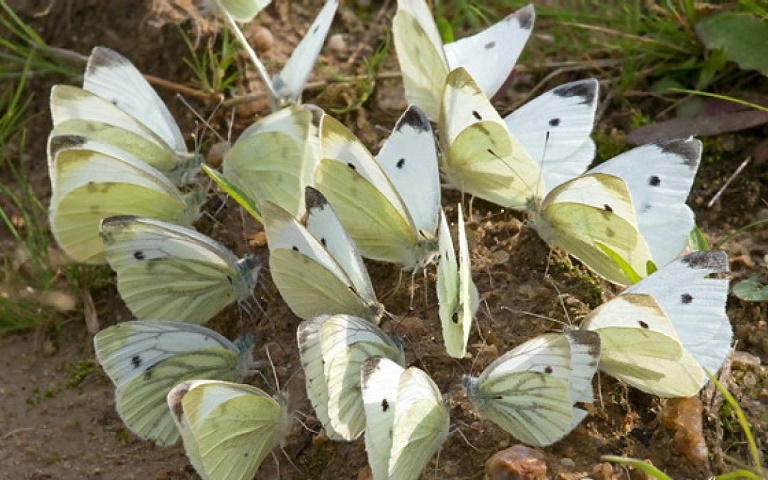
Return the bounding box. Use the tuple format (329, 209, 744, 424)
(695, 13, 768, 75)
(436, 17, 454, 43)
(202, 164, 262, 223)
(732, 277, 768, 302)
(688, 225, 709, 251)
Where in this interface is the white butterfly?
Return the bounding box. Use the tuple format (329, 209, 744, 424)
(167, 379, 290, 480)
(244, 0, 338, 108)
(297, 314, 404, 441)
(437, 204, 479, 358)
(263, 187, 384, 323)
(220, 104, 322, 219)
(360, 356, 450, 480)
(48, 136, 203, 264)
(99, 215, 260, 324)
(50, 47, 200, 186)
(94, 320, 254, 446)
(582, 251, 731, 397)
(393, 0, 535, 121)
(462, 331, 601, 447)
(314, 105, 441, 271)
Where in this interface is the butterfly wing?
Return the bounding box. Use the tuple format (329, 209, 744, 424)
(50, 142, 199, 264)
(94, 321, 250, 446)
(320, 315, 405, 440)
(273, 0, 338, 105)
(589, 138, 702, 266)
(440, 67, 542, 208)
(263, 201, 373, 320)
(376, 106, 440, 238)
(388, 366, 450, 480)
(392, 0, 449, 120)
(583, 294, 703, 397)
(99, 216, 257, 324)
(535, 173, 653, 285)
(82, 47, 187, 154)
(624, 251, 731, 386)
(223, 105, 321, 217)
(360, 357, 404, 480)
(444, 5, 535, 99)
(504, 79, 599, 193)
(169, 380, 290, 480)
(216, 0, 271, 22)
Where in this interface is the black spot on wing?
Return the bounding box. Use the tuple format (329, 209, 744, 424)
(131, 355, 142, 368)
(638, 320, 649, 329)
(604, 204, 613, 213)
(484, 41, 496, 49)
(681, 293, 693, 304)
(292, 246, 300, 252)
(381, 398, 389, 412)
(649, 175, 661, 186)
(321, 238, 327, 247)
(396, 106, 430, 133)
(544, 366, 553, 374)
(549, 118, 561, 127)
(133, 251, 145, 260)
(512, 6, 534, 30)
(396, 158, 405, 169)
(312, 24, 320, 34)
(553, 79, 597, 105)
(658, 138, 701, 169)
(472, 110, 482, 121)
(347, 163, 357, 171)
(305, 186, 329, 212)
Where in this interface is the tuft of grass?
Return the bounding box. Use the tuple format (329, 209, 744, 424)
(0, 2, 81, 80)
(179, 26, 243, 96)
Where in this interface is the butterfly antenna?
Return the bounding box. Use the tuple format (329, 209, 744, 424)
(177, 94, 227, 145)
(500, 305, 568, 330)
(450, 423, 483, 452)
(532, 130, 551, 203)
(546, 276, 573, 329)
(265, 345, 281, 393)
(422, 266, 429, 308)
(221, 9, 279, 108)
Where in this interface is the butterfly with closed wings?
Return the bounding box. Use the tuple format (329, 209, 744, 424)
(94, 320, 255, 447)
(100, 215, 260, 324)
(314, 105, 441, 271)
(263, 187, 384, 323)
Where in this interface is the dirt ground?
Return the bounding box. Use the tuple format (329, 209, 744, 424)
(1, 0, 767, 479)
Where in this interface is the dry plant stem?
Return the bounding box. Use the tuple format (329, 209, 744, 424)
(345, 0, 392, 67)
(708, 157, 750, 208)
(559, 21, 692, 54)
(221, 9, 278, 107)
(143, 73, 218, 101)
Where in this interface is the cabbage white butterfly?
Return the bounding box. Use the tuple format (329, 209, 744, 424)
(215, 0, 271, 22)
(48, 136, 203, 264)
(393, 0, 535, 121)
(220, 104, 322, 219)
(361, 356, 450, 480)
(314, 105, 441, 270)
(462, 331, 600, 447)
(263, 187, 384, 323)
(94, 320, 254, 446)
(167, 379, 290, 480)
(50, 47, 201, 186)
(583, 251, 731, 397)
(297, 314, 404, 441)
(437, 204, 479, 358)
(99, 215, 260, 324)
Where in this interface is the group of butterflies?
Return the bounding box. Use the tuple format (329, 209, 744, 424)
(44, 0, 735, 479)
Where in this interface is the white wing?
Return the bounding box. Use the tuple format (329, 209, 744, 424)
(376, 105, 440, 237)
(273, 0, 338, 105)
(82, 47, 187, 153)
(624, 251, 731, 384)
(589, 138, 701, 266)
(444, 5, 535, 98)
(504, 79, 599, 194)
(304, 187, 377, 304)
(360, 357, 404, 480)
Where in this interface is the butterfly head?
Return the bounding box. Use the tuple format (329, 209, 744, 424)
(235, 254, 262, 299)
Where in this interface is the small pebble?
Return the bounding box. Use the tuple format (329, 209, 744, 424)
(486, 444, 547, 480)
(732, 350, 762, 368)
(560, 457, 575, 467)
(327, 33, 348, 54)
(246, 25, 274, 52)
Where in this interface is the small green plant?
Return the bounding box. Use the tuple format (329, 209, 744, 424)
(328, 33, 391, 114)
(179, 26, 243, 96)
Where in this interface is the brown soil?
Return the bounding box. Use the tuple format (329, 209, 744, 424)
(1, 1, 767, 479)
